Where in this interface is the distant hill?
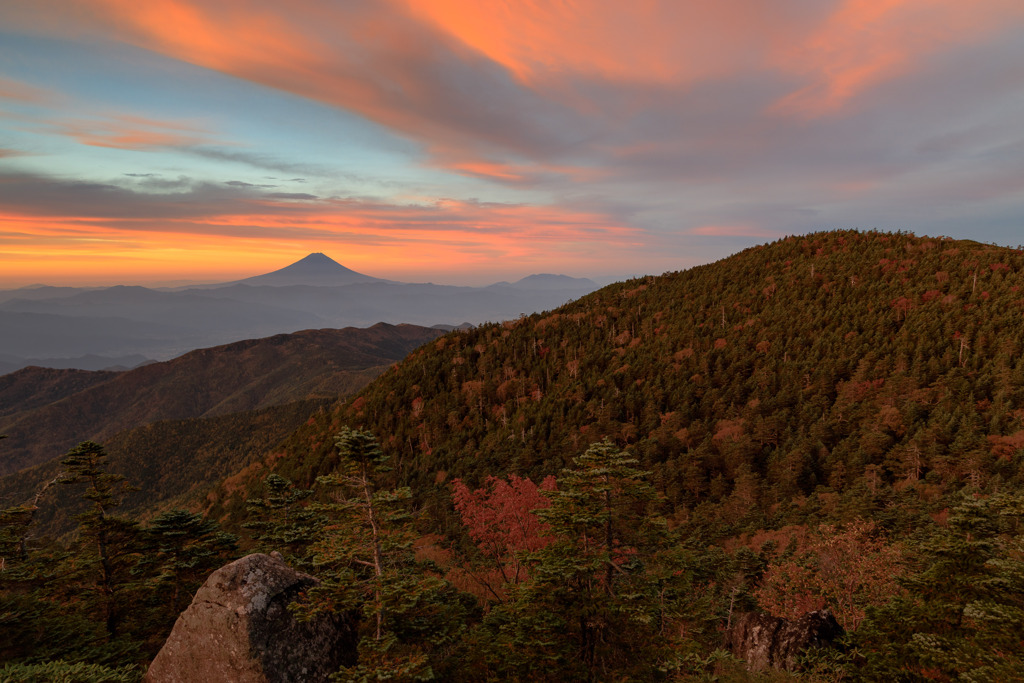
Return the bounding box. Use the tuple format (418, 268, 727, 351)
(0, 323, 443, 476)
(0, 285, 101, 304)
(0, 353, 151, 374)
(0, 367, 119, 420)
(499, 273, 598, 290)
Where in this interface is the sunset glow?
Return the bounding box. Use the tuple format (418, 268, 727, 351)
(1, 0, 1022, 286)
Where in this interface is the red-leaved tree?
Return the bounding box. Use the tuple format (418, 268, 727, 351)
(450, 475, 556, 601)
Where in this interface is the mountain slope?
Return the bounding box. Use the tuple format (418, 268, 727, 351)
(0, 367, 119, 420)
(0, 323, 443, 475)
(0, 398, 331, 536)
(225, 230, 1024, 537)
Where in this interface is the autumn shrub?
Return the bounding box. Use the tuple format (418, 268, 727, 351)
(753, 519, 904, 630)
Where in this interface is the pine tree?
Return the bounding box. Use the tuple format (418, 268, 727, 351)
(58, 441, 140, 639)
(243, 473, 322, 569)
(854, 493, 1024, 680)
(307, 428, 467, 681)
(139, 509, 238, 616)
(488, 439, 684, 681)
(0, 472, 117, 664)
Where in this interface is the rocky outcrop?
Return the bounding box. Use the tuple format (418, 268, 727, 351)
(145, 552, 357, 683)
(726, 610, 843, 671)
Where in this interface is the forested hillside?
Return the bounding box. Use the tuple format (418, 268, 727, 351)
(246, 230, 1024, 532)
(0, 323, 443, 475)
(0, 398, 331, 536)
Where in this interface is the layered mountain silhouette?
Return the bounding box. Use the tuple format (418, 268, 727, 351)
(0, 322, 443, 477)
(0, 254, 599, 372)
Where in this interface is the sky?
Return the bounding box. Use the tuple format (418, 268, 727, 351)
(1, 0, 1022, 287)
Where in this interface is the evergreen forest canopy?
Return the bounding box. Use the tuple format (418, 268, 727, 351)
(3, 229, 1024, 681)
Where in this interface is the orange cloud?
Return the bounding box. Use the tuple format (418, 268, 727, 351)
(402, 0, 788, 85)
(10, 0, 1022, 173)
(48, 113, 213, 150)
(430, 154, 606, 185)
(0, 188, 643, 285)
(770, 0, 1024, 116)
(8, 1, 798, 177)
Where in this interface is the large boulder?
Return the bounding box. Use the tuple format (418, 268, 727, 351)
(725, 610, 843, 671)
(146, 552, 357, 683)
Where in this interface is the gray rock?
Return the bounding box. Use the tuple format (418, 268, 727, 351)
(726, 610, 843, 671)
(146, 553, 357, 682)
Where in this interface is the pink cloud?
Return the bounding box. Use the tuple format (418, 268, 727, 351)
(48, 113, 214, 150)
(6, 0, 1022, 177)
(770, 0, 1024, 116)
(0, 76, 59, 104)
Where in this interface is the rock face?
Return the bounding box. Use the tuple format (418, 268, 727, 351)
(726, 610, 843, 671)
(146, 553, 357, 683)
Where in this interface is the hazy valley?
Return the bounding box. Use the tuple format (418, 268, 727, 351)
(0, 253, 598, 373)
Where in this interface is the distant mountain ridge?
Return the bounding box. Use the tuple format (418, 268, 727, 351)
(0, 254, 601, 371)
(0, 323, 444, 476)
(491, 273, 598, 290)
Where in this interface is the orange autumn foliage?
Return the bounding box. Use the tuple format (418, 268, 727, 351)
(753, 519, 904, 630)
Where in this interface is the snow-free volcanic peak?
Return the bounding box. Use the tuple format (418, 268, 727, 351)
(233, 253, 386, 287)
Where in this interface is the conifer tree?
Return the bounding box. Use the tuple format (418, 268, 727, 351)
(308, 428, 466, 681)
(244, 473, 322, 569)
(0, 472, 109, 664)
(139, 509, 238, 616)
(854, 493, 1024, 680)
(490, 439, 685, 681)
(58, 441, 140, 639)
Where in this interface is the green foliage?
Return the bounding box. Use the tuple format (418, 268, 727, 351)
(1, 441, 239, 670)
(853, 493, 1024, 681)
(137, 509, 238, 617)
(0, 660, 141, 683)
(307, 428, 469, 681)
(473, 440, 716, 681)
(0, 398, 333, 540)
(0, 504, 33, 569)
(58, 442, 141, 639)
(244, 473, 322, 569)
